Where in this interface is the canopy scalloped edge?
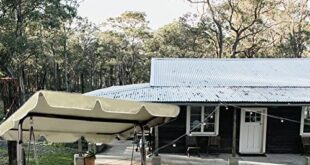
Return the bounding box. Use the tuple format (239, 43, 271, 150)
(0, 90, 179, 143)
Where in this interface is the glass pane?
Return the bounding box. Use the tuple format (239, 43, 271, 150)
(245, 116, 250, 122)
(205, 107, 215, 123)
(190, 106, 202, 132)
(204, 106, 216, 132)
(256, 112, 261, 122)
(245, 112, 251, 122)
(304, 107, 310, 133)
(250, 112, 256, 122)
(204, 123, 215, 132)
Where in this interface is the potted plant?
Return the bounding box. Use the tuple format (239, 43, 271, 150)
(84, 151, 96, 165)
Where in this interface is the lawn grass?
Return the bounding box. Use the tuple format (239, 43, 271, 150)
(28, 152, 74, 165)
(0, 145, 9, 164)
(0, 143, 76, 165)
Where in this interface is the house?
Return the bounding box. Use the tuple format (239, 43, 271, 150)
(86, 58, 310, 155)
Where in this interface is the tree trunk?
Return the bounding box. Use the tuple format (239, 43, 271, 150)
(19, 68, 25, 104)
(56, 63, 61, 90)
(231, 33, 241, 58)
(0, 78, 20, 165)
(109, 66, 114, 87)
(80, 73, 84, 93)
(64, 37, 69, 92)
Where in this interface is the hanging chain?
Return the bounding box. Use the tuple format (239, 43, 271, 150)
(26, 117, 39, 165)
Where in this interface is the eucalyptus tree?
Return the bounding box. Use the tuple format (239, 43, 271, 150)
(0, 0, 78, 94)
(68, 18, 101, 92)
(274, 0, 310, 57)
(0, 1, 78, 163)
(147, 14, 213, 58)
(189, 0, 310, 58)
(98, 11, 151, 85)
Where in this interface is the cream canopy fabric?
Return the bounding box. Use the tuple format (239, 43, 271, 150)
(0, 91, 179, 143)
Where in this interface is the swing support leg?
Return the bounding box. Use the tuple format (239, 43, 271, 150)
(140, 125, 146, 165)
(17, 120, 24, 165)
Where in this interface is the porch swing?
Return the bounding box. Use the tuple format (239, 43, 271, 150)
(0, 91, 180, 165)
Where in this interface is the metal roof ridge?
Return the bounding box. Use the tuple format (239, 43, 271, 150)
(86, 83, 150, 95)
(148, 85, 310, 88)
(151, 57, 310, 61)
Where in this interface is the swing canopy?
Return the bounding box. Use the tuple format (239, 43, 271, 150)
(0, 91, 179, 143)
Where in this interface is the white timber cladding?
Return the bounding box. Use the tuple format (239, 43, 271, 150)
(300, 106, 310, 136)
(150, 58, 310, 87)
(186, 105, 219, 136)
(239, 108, 267, 154)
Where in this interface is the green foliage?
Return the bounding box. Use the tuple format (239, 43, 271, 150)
(149, 15, 212, 58)
(0, 71, 4, 77)
(0, 0, 309, 96)
(28, 152, 74, 165)
(0, 145, 9, 164)
(0, 144, 75, 165)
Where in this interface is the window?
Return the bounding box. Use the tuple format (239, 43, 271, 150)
(186, 105, 219, 136)
(245, 111, 261, 123)
(301, 106, 310, 136)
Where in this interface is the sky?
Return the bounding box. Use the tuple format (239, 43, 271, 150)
(78, 0, 198, 29)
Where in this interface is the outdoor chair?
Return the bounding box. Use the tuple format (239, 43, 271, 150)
(207, 136, 221, 154)
(186, 136, 200, 157)
(302, 137, 310, 155)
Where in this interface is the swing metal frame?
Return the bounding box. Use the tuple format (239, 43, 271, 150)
(16, 113, 148, 165)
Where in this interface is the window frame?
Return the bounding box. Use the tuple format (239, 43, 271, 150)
(186, 105, 220, 136)
(300, 106, 310, 136)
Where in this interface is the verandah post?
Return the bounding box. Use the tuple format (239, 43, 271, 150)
(229, 107, 239, 165)
(232, 107, 237, 157)
(154, 126, 159, 156)
(152, 126, 161, 165)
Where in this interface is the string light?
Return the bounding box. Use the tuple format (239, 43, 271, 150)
(153, 103, 308, 154)
(153, 106, 218, 154)
(223, 103, 304, 125)
(172, 144, 176, 147)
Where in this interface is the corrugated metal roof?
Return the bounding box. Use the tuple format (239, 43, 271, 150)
(86, 83, 310, 103)
(87, 58, 310, 103)
(150, 58, 310, 87)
